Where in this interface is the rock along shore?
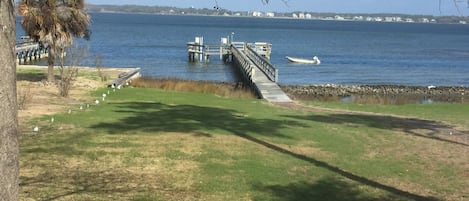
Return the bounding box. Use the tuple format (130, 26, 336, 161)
(281, 84, 468, 96)
(281, 84, 469, 103)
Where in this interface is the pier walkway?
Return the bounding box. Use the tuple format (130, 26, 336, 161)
(251, 68, 292, 102)
(187, 37, 291, 103)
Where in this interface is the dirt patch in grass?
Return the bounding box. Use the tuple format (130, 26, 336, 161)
(20, 132, 209, 200)
(21, 128, 467, 200)
(21, 130, 303, 200)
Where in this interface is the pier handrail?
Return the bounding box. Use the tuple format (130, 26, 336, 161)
(204, 45, 224, 55)
(231, 42, 245, 50)
(187, 42, 204, 53)
(15, 44, 40, 53)
(187, 43, 231, 56)
(231, 45, 254, 81)
(245, 44, 278, 82)
(107, 68, 141, 87)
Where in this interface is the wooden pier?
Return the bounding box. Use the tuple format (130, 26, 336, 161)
(187, 37, 291, 103)
(15, 36, 49, 64)
(187, 37, 233, 62)
(107, 68, 142, 88)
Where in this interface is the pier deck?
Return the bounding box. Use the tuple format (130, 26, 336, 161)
(251, 67, 291, 102)
(237, 44, 291, 103)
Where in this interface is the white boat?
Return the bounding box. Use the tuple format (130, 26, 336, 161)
(286, 56, 321, 65)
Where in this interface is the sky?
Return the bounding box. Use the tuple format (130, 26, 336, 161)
(86, 0, 469, 16)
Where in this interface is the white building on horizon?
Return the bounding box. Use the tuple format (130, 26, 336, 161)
(421, 18, 430, 23)
(265, 12, 275, 17)
(298, 13, 305, 19)
(405, 18, 415, 23)
(252, 11, 263, 17)
(335, 15, 344, 20)
(353, 16, 363, 21)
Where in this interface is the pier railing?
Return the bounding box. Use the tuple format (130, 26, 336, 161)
(230, 45, 254, 84)
(187, 43, 232, 62)
(231, 42, 245, 50)
(15, 43, 40, 53)
(107, 68, 142, 87)
(245, 44, 278, 82)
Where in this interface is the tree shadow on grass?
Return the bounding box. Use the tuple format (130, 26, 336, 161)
(90, 102, 303, 139)
(20, 166, 188, 201)
(17, 72, 46, 82)
(238, 133, 439, 201)
(283, 113, 469, 147)
(89, 101, 439, 201)
(254, 177, 406, 201)
(17, 72, 60, 82)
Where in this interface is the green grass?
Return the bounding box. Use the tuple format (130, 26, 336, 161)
(304, 101, 469, 128)
(19, 87, 469, 201)
(17, 67, 45, 74)
(17, 67, 47, 82)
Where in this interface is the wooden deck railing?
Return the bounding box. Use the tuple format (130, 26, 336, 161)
(244, 44, 278, 82)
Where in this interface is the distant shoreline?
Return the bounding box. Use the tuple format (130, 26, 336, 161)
(84, 3, 469, 25)
(87, 11, 469, 25)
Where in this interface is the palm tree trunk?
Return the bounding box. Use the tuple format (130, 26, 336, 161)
(47, 46, 55, 82)
(0, 0, 20, 200)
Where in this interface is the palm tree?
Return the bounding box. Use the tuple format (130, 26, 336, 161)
(18, 0, 91, 83)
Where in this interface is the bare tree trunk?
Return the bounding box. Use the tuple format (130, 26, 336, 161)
(47, 46, 55, 83)
(0, 0, 19, 200)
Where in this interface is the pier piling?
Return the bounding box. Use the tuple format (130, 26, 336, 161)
(15, 37, 49, 64)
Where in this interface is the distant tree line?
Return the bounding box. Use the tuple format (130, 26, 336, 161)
(87, 4, 231, 16)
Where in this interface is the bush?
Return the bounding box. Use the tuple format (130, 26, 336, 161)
(131, 77, 256, 99)
(17, 85, 33, 110)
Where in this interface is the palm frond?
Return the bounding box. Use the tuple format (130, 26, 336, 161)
(19, 0, 91, 44)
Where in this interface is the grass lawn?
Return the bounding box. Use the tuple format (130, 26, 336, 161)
(19, 87, 468, 201)
(303, 101, 469, 130)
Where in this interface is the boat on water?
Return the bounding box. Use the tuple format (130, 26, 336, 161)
(286, 56, 321, 65)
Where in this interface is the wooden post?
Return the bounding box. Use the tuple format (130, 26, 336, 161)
(23, 51, 27, 63)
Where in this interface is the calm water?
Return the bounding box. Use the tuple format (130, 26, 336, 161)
(17, 13, 469, 86)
